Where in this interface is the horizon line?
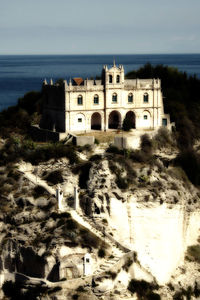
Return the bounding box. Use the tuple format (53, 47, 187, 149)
(0, 52, 200, 56)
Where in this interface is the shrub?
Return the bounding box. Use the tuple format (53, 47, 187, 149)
(122, 117, 132, 131)
(122, 258, 133, 272)
(33, 185, 47, 198)
(106, 145, 121, 154)
(153, 127, 174, 149)
(66, 219, 77, 230)
(98, 248, 106, 258)
(186, 245, 200, 263)
(116, 176, 129, 189)
(175, 149, 200, 185)
(89, 154, 102, 162)
(105, 271, 117, 280)
(81, 231, 99, 248)
(128, 279, 159, 298)
(140, 134, 153, 156)
(45, 170, 63, 185)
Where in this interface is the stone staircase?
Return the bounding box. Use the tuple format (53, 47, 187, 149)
(70, 210, 130, 280)
(17, 164, 133, 296)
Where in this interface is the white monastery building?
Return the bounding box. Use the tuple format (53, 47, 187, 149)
(40, 62, 171, 132)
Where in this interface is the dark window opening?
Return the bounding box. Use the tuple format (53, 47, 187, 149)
(144, 93, 149, 103)
(128, 93, 133, 103)
(112, 93, 117, 102)
(116, 75, 120, 83)
(109, 75, 113, 83)
(162, 118, 167, 126)
(78, 95, 83, 105)
(94, 95, 99, 104)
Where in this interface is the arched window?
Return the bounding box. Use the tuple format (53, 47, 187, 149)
(94, 94, 99, 104)
(144, 115, 148, 120)
(77, 95, 83, 105)
(109, 75, 113, 83)
(128, 93, 133, 103)
(116, 75, 120, 83)
(144, 93, 149, 103)
(112, 93, 117, 103)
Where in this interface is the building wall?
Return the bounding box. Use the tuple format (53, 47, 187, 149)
(40, 64, 171, 133)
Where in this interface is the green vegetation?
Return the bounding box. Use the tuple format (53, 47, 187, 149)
(0, 91, 43, 138)
(122, 116, 133, 131)
(152, 127, 175, 149)
(33, 185, 48, 199)
(45, 169, 64, 185)
(186, 245, 200, 263)
(128, 279, 160, 299)
(98, 247, 106, 258)
(173, 284, 200, 300)
(0, 137, 79, 166)
(175, 149, 200, 186)
(108, 154, 136, 190)
(2, 280, 62, 300)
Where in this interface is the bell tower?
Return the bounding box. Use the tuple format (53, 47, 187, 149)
(103, 60, 125, 85)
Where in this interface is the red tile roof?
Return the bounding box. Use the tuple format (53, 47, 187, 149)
(73, 77, 84, 86)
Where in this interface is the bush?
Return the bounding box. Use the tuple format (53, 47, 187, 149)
(89, 154, 102, 162)
(45, 170, 63, 185)
(2, 280, 48, 300)
(33, 185, 48, 198)
(106, 145, 122, 154)
(153, 127, 173, 149)
(98, 248, 106, 258)
(81, 231, 99, 248)
(128, 279, 159, 299)
(105, 271, 117, 280)
(122, 117, 132, 131)
(116, 176, 129, 189)
(140, 134, 153, 156)
(175, 149, 200, 185)
(186, 245, 200, 263)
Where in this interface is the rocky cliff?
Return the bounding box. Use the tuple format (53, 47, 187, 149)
(0, 144, 200, 299)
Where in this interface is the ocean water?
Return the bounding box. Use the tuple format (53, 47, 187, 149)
(0, 54, 200, 111)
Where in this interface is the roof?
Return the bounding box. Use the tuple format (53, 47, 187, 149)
(73, 77, 84, 86)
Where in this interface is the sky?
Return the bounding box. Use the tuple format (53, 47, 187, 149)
(0, 0, 200, 54)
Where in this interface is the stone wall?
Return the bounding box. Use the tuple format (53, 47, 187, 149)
(30, 125, 70, 142)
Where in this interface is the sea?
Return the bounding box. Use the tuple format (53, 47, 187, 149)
(1, 54, 200, 112)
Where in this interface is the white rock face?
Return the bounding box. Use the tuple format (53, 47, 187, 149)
(109, 198, 200, 284)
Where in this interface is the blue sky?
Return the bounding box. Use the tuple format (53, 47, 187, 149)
(0, 0, 200, 54)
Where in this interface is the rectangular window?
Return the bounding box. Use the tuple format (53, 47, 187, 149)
(144, 94, 149, 103)
(162, 118, 167, 126)
(78, 118, 82, 123)
(128, 95, 133, 103)
(144, 115, 148, 120)
(112, 94, 117, 102)
(78, 96, 83, 105)
(94, 96, 99, 104)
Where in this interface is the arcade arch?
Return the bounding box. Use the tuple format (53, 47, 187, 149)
(108, 110, 121, 129)
(91, 112, 101, 130)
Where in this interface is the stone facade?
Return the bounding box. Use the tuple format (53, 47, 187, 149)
(40, 62, 171, 132)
